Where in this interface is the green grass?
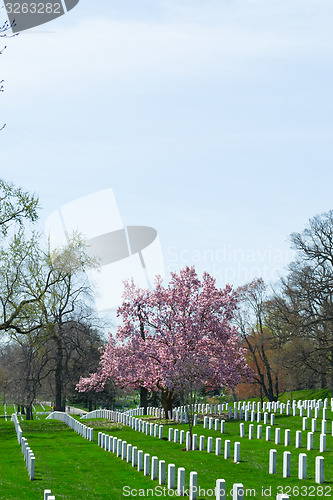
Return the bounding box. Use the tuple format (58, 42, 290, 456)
(1, 393, 333, 499)
(0, 402, 51, 417)
(83, 413, 333, 499)
(278, 389, 332, 403)
(236, 389, 332, 405)
(0, 418, 154, 499)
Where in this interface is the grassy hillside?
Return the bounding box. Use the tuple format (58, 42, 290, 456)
(1, 400, 332, 499)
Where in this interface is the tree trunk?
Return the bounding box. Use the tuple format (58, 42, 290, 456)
(159, 388, 175, 419)
(140, 386, 148, 414)
(161, 399, 173, 419)
(330, 354, 333, 397)
(274, 373, 279, 401)
(259, 386, 264, 405)
(25, 405, 33, 420)
(231, 388, 238, 402)
(55, 336, 65, 412)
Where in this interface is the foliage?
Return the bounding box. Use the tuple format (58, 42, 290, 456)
(0, 179, 39, 234)
(16, 234, 101, 412)
(77, 266, 251, 418)
(0, 179, 102, 412)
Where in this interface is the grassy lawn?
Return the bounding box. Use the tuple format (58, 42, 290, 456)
(0, 402, 51, 417)
(276, 390, 332, 404)
(83, 412, 333, 499)
(0, 394, 332, 499)
(0, 418, 154, 499)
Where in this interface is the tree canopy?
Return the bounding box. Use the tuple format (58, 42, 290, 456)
(77, 266, 251, 416)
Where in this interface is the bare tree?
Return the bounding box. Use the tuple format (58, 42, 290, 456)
(275, 211, 333, 394)
(236, 278, 286, 401)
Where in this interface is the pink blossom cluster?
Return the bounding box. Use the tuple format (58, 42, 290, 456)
(77, 267, 251, 398)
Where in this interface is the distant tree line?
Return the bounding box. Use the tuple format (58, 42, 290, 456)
(235, 210, 333, 401)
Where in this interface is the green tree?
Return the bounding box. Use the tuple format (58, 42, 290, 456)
(0, 179, 42, 334)
(31, 235, 98, 411)
(0, 179, 39, 235)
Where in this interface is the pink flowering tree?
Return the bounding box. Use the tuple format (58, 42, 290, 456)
(77, 266, 251, 425)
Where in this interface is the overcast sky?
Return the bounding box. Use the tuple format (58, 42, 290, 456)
(1, 0, 333, 298)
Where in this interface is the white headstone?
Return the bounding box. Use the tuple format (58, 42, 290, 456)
(159, 460, 165, 485)
(269, 449, 277, 474)
(284, 429, 290, 446)
(177, 467, 185, 496)
(234, 442, 240, 463)
(224, 440, 230, 459)
(312, 419, 317, 433)
(137, 450, 143, 471)
(216, 479, 226, 500)
(189, 471, 197, 500)
(216, 438, 221, 455)
(266, 426, 271, 441)
(199, 435, 205, 451)
(283, 451, 291, 478)
(298, 453, 307, 479)
(320, 434, 326, 453)
(132, 446, 138, 467)
(233, 483, 244, 500)
(307, 432, 313, 451)
(151, 456, 158, 480)
(315, 456, 324, 484)
(192, 434, 197, 450)
(168, 464, 175, 490)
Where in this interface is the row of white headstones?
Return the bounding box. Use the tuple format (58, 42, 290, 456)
(83, 398, 330, 491)
(4, 403, 46, 422)
(46, 411, 94, 440)
(11, 414, 35, 480)
(96, 429, 284, 500)
(42, 407, 294, 500)
(86, 396, 331, 422)
(142, 397, 333, 420)
(83, 404, 328, 478)
(12, 397, 329, 498)
(10, 411, 93, 488)
(81, 408, 290, 499)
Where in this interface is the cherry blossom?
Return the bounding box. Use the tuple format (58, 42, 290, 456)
(77, 266, 251, 416)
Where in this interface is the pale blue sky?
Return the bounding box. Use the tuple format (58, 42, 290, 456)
(1, 0, 333, 292)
